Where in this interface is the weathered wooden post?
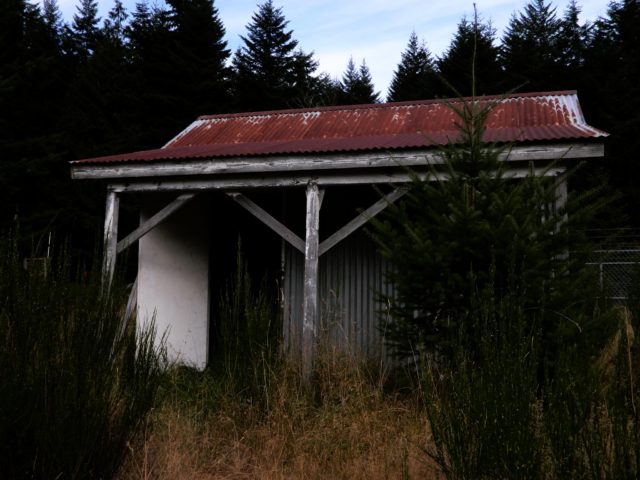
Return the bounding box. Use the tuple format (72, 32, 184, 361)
(102, 189, 119, 288)
(554, 171, 568, 219)
(302, 182, 322, 380)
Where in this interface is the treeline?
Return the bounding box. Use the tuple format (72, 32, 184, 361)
(0, 0, 639, 250)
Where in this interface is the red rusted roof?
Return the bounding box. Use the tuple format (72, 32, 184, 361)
(73, 91, 607, 165)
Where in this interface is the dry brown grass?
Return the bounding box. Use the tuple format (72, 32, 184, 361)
(116, 349, 442, 480)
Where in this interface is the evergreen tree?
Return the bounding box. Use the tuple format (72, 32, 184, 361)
(124, 2, 177, 146)
(369, 98, 604, 360)
(0, 0, 76, 240)
(232, 0, 317, 111)
(501, 0, 563, 91)
(437, 14, 502, 96)
(337, 57, 379, 104)
(581, 0, 640, 225)
(62, 0, 134, 158)
(387, 31, 438, 102)
(556, 0, 591, 74)
(164, 0, 231, 116)
(0, 0, 25, 73)
(70, 0, 101, 61)
(42, 0, 62, 32)
(103, 0, 127, 44)
(294, 72, 342, 107)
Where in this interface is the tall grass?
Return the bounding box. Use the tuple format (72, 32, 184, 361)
(422, 279, 640, 479)
(423, 287, 542, 479)
(209, 245, 281, 407)
(117, 246, 439, 479)
(118, 351, 438, 480)
(0, 232, 165, 479)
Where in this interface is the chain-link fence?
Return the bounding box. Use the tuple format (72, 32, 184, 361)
(586, 249, 640, 301)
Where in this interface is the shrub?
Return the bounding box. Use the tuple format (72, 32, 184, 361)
(0, 232, 165, 479)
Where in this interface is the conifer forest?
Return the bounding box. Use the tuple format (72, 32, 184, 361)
(1, 0, 639, 252)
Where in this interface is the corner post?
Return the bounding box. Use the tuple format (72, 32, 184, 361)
(302, 182, 322, 380)
(102, 189, 120, 288)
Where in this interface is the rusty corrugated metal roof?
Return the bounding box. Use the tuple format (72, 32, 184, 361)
(73, 91, 608, 165)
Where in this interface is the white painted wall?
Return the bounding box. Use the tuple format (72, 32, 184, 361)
(137, 195, 210, 369)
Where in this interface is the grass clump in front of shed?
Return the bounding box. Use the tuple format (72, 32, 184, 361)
(116, 247, 441, 479)
(0, 231, 166, 480)
(116, 350, 440, 480)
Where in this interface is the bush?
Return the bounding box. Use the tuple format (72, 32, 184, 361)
(423, 286, 637, 479)
(0, 232, 165, 479)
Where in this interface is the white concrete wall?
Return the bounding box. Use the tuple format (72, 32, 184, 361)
(137, 195, 210, 369)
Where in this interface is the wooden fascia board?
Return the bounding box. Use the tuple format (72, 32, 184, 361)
(70, 142, 604, 181)
(107, 166, 567, 193)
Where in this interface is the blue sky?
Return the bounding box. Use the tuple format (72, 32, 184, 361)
(51, 0, 609, 99)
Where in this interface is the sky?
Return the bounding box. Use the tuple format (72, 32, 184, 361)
(50, 0, 610, 99)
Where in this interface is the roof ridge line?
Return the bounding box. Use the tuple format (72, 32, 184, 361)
(196, 90, 580, 121)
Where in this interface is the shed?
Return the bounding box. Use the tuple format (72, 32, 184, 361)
(70, 91, 608, 374)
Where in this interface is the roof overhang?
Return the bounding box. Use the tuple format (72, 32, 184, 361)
(71, 141, 604, 192)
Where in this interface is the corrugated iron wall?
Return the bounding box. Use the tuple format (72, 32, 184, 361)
(282, 230, 395, 358)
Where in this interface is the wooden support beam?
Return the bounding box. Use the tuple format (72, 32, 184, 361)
(102, 190, 120, 287)
(302, 182, 322, 380)
(117, 193, 196, 253)
(72, 142, 605, 180)
(319, 188, 407, 256)
(107, 166, 567, 193)
(227, 192, 305, 253)
(554, 171, 568, 218)
(116, 193, 196, 254)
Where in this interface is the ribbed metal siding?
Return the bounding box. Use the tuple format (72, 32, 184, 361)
(282, 230, 394, 358)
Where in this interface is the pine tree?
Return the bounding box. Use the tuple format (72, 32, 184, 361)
(369, 98, 604, 359)
(387, 31, 438, 102)
(165, 0, 231, 115)
(501, 0, 563, 91)
(581, 0, 640, 225)
(0, 0, 25, 71)
(70, 0, 101, 61)
(436, 14, 502, 97)
(62, 0, 135, 157)
(295, 72, 342, 107)
(103, 0, 127, 44)
(42, 0, 62, 31)
(337, 57, 379, 104)
(0, 0, 77, 240)
(232, 0, 317, 111)
(556, 0, 591, 74)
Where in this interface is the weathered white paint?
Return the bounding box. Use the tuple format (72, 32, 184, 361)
(106, 165, 567, 193)
(555, 172, 568, 217)
(102, 190, 119, 287)
(71, 143, 605, 180)
(137, 195, 210, 369)
(302, 182, 321, 379)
